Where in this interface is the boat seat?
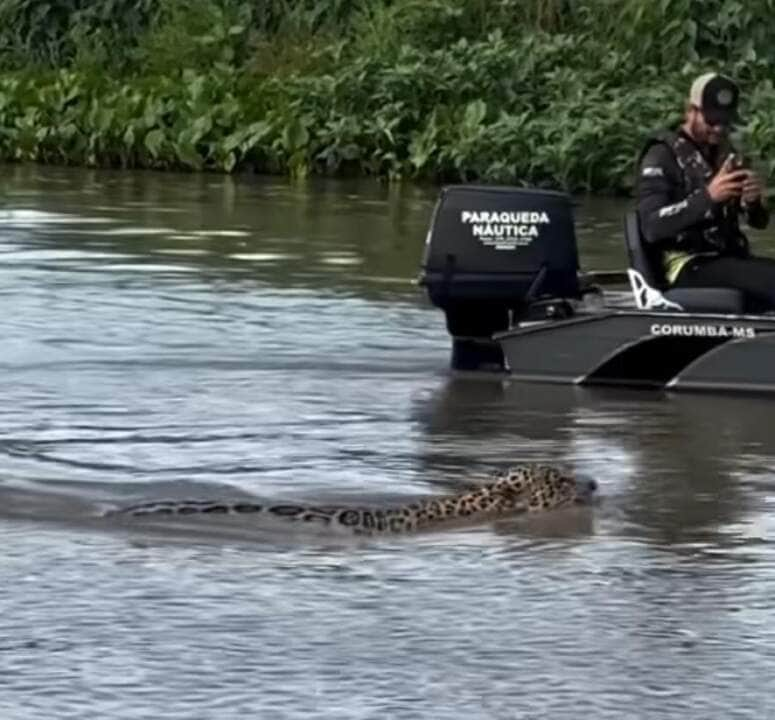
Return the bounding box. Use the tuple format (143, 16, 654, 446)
(623, 211, 744, 314)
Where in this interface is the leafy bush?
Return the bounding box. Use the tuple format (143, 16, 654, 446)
(1, 0, 775, 192)
(0, 0, 157, 70)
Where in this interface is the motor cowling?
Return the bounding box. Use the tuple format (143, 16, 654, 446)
(418, 185, 581, 340)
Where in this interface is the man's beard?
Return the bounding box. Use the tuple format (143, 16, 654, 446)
(692, 115, 722, 145)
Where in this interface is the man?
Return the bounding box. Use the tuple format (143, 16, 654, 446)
(636, 72, 774, 312)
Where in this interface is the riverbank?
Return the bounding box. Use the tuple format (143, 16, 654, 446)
(1, 0, 774, 193)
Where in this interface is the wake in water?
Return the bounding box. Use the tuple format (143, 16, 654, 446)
(0, 465, 596, 545)
(104, 465, 596, 536)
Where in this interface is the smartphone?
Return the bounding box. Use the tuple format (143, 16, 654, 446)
(727, 153, 746, 170)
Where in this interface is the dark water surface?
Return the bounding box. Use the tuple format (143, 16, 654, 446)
(1, 165, 774, 719)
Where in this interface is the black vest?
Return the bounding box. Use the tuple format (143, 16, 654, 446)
(639, 130, 748, 256)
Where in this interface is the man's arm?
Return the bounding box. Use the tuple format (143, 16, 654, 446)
(742, 171, 770, 229)
(636, 143, 715, 244)
(745, 200, 769, 229)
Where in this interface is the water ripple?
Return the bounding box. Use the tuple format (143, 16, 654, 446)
(1, 166, 775, 719)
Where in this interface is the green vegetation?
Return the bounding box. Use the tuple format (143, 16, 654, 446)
(1, 0, 774, 192)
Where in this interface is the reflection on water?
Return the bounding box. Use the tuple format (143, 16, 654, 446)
(1, 164, 775, 719)
(415, 378, 775, 553)
(1, 167, 438, 301)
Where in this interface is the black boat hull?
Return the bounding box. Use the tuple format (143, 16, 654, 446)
(495, 311, 775, 393)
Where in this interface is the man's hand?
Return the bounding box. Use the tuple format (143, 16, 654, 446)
(742, 171, 765, 206)
(707, 157, 748, 203)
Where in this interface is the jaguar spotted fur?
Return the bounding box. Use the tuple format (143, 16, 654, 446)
(106, 464, 596, 535)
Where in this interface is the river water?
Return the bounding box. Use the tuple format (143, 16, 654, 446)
(1, 165, 774, 719)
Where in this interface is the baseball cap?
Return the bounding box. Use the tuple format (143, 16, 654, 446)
(689, 72, 741, 126)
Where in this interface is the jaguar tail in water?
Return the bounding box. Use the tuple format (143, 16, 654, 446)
(105, 464, 597, 536)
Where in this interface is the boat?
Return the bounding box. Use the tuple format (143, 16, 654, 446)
(417, 185, 775, 393)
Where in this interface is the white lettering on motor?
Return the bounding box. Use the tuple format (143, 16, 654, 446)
(460, 210, 550, 250)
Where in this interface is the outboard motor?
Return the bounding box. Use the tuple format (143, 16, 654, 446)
(418, 185, 582, 370)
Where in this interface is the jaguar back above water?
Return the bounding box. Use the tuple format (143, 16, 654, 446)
(105, 464, 597, 536)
